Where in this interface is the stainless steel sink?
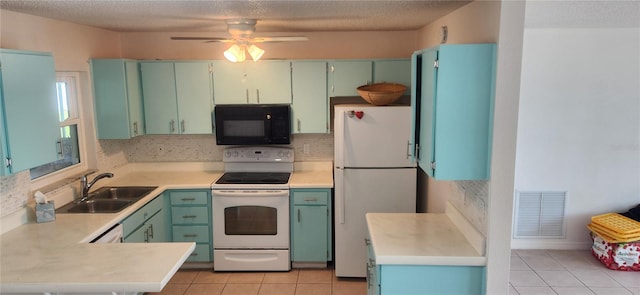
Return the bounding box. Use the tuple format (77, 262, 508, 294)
(57, 186, 158, 214)
(89, 186, 158, 201)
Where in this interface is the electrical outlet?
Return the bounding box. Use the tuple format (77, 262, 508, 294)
(157, 144, 165, 156)
(303, 144, 310, 155)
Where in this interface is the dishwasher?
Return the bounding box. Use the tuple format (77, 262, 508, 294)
(91, 224, 124, 243)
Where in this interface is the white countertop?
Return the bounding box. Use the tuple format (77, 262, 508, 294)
(366, 210, 486, 266)
(1, 162, 334, 293)
(290, 161, 333, 188)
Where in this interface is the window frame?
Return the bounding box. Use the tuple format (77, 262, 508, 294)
(30, 71, 90, 188)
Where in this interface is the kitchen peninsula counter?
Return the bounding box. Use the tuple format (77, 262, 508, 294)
(0, 161, 334, 293)
(366, 203, 486, 266)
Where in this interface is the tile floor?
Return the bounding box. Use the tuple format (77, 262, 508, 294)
(148, 250, 639, 295)
(510, 250, 640, 295)
(146, 268, 366, 295)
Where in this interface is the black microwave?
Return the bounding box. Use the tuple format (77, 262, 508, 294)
(214, 104, 291, 145)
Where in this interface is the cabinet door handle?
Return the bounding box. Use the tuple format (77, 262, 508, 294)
(133, 121, 138, 135)
(181, 197, 196, 201)
(406, 141, 411, 159)
(144, 228, 149, 242)
(256, 89, 260, 104)
(183, 234, 198, 238)
(364, 238, 371, 246)
(56, 139, 64, 157)
(170, 120, 176, 133)
(181, 120, 185, 133)
(148, 224, 154, 238)
(304, 198, 318, 202)
(182, 215, 197, 219)
(246, 89, 249, 103)
(297, 208, 301, 223)
(297, 119, 301, 132)
(190, 252, 199, 256)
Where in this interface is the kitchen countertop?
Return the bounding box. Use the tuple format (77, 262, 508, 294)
(0, 162, 334, 293)
(366, 204, 486, 266)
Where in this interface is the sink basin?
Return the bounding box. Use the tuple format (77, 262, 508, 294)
(89, 186, 158, 201)
(63, 199, 133, 213)
(57, 186, 158, 214)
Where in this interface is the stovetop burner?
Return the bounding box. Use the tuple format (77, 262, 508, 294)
(215, 172, 291, 185)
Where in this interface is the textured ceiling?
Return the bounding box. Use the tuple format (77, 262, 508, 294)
(0, 0, 473, 33)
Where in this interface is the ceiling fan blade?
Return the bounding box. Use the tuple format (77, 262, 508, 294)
(170, 36, 231, 41)
(250, 36, 309, 43)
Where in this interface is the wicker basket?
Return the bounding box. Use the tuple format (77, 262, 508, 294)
(356, 83, 407, 106)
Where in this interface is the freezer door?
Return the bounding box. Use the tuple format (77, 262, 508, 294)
(334, 105, 415, 168)
(334, 167, 416, 278)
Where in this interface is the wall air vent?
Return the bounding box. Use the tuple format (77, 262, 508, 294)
(514, 191, 567, 239)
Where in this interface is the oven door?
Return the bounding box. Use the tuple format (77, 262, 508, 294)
(212, 189, 289, 249)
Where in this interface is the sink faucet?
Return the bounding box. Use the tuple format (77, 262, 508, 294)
(77, 172, 114, 203)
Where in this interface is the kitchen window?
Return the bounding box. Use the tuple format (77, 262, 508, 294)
(29, 72, 87, 181)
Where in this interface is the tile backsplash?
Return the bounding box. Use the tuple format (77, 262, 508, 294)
(1, 133, 333, 218)
(449, 180, 489, 235)
(0, 171, 30, 217)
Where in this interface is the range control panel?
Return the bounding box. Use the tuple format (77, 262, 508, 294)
(223, 147, 294, 163)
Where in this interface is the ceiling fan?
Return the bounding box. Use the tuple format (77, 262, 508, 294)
(171, 18, 308, 62)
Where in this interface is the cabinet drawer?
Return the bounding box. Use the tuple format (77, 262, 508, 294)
(186, 244, 212, 262)
(169, 191, 209, 205)
(293, 191, 329, 206)
(172, 225, 210, 243)
(122, 195, 163, 237)
(171, 207, 209, 224)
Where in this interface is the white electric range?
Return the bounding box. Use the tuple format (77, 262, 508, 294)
(211, 146, 293, 271)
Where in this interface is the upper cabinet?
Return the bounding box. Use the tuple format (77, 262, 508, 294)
(291, 61, 328, 134)
(212, 60, 292, 104)
(413, 44, 496, 180)
(327, 60, 372, 97)
(0, 49, 59, 175)
(373, 59, 412, 94)
(91, 59, 144, 139)
(328, 59, 411, 97)
(140, 61, 214, 134)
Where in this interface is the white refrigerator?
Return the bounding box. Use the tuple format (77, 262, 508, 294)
(334, 105, 417, 278)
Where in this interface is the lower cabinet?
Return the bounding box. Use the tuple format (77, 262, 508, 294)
(366, 240, 486, 295)
(122, 194, 168, 243)
(290, 189, 332, 267)
(168, 189, 213, 263)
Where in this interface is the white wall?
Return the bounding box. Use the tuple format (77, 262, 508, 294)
(513, 2, 640, 249)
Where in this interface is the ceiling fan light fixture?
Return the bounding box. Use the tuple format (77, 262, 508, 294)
(224, 44, 246, 62)
(247, 44, 265, 62)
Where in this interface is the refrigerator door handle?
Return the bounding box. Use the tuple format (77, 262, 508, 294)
(335, 109, 345, 168)
(335, 168, 345, 224)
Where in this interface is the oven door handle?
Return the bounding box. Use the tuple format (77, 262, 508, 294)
(212, 190, 289, 198)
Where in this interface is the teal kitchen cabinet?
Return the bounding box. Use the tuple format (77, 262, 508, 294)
(372, 265, 486, 295)
(328, 60, 372, 97)
(412, 44, 496, 180)
(212, 60, 292, 104)
(122, 194, 169, 243)
(91, 59, 144, 139)
(366, 236, 485, 295)
(373, 59, 411, 94)
(140, 61, 214, 134)
(291, 61, 328, 133)
(0, 49, 59, 175)
(290, 189, 332, 267)
(168, 189, 213, 263)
